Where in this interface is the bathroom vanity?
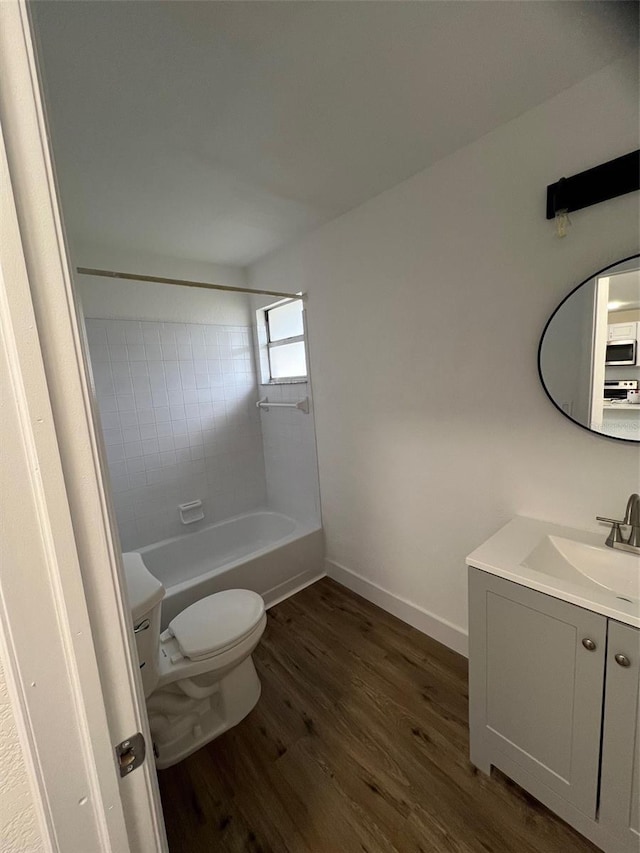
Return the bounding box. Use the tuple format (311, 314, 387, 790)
(467, 517, 639, 853)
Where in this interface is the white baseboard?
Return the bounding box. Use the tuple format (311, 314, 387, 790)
(262, 569, 326, 610)
(325, 559, 468, 658)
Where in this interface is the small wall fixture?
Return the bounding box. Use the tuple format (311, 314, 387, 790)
(179, 500, 204, 525)
(256, 396, 309, 413)
(546, 149, 640, 237)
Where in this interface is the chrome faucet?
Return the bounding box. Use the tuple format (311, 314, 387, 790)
(625, 493, 640, 548)
(597, 493, 640, 554)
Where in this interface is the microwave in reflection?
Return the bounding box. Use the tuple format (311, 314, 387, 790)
(605, 339, 637, 366)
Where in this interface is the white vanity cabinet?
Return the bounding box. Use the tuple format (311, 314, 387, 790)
(469, 567, 640, 853)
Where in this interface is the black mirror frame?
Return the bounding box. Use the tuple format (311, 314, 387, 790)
(538, 252, 640, 444)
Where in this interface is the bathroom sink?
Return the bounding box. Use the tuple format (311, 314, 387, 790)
(522, 535, 640, 603)
(466, 516, 640, 629)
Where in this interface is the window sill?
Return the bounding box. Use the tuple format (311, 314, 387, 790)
(261, 378, 308, 386)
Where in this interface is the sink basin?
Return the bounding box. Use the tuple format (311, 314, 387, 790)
(466, 516, 640, 628)
(523, 535, 640, 602)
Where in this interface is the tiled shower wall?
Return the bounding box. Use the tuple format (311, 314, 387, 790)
(258, 381, 321, 525)
(85, 317, 266, 550)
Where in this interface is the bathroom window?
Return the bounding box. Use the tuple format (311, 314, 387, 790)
(264, 299, 307, 382)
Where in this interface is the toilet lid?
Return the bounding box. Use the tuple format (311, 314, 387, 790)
(169, 589, 265, 661)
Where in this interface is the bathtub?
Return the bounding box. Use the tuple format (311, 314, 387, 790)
(137, 511, 324, 628)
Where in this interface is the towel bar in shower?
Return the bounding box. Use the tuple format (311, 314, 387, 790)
(256, 396, 309, 413)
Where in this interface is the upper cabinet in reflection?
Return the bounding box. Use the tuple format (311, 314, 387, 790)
(539, 255, 640, 443)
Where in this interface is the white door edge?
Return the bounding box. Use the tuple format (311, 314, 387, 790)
(590, 275, 608, 432)
(0, 2, 168, 851)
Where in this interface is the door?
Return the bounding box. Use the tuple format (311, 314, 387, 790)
(599, 620, 640, 853)
(469, 569, 606, 817)
(0, 3, 168, 850)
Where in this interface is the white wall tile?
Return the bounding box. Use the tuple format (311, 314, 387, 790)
(119, 410, 139, 428)
(127, 344, 146, 361)
(134, 390, 153, 409)
(145, 343, 163, 360)
(134, 410, 153, 427)
(106, 444, 125, 464)
(154, 407, 171, 423)
(126, 457, 146, 475)
(117, 395, 136, 412)
(257, 381, 321, 525)
(122, 427, 141, 443)
(141, 322, 160, 344)
(128, 472, 147, 490)
(87, 316, 270, 548)
(103, 428, 123, 446)
(124, 441, 143, 459)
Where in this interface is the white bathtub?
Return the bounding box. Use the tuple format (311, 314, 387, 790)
(137, 511, 324, 628)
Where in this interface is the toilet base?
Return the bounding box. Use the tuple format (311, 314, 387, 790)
(148, 656, 262, 769)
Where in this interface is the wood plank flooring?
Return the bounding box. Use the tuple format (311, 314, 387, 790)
(158, 577, 599, 853)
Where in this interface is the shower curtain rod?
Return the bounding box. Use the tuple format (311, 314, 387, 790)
(76, 267, 304, 301)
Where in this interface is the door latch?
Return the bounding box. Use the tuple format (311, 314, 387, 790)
(115, 732, 146, 777)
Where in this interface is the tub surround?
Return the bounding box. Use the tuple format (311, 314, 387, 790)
(85, 316, 267, 549)
(82, 283, 325, 617)
(251, 292, 322, 527)
(258, 381, 321, 525)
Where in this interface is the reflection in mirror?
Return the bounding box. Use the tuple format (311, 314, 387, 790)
(539, 255, 640, 443)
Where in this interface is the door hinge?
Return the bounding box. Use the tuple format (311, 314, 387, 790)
(115, 732, 146, 777)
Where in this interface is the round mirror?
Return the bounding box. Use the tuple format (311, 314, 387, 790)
(539, 254, 640, 443)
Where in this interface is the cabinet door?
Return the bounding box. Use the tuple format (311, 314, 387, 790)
(468, 569, 606, 817)
(599, 620, 640, 853)
(609, 322, 637, 340)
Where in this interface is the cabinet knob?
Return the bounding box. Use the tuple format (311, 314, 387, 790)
(582, 638, 597, 651)
(614, 653, 631, 667)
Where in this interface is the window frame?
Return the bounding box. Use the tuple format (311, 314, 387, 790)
(264, 298, 308, 383)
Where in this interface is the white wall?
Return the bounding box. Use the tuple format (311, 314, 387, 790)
(249, 55, 640, 653)
(75, 242, 249, 326)
(0, 659, 45, 853)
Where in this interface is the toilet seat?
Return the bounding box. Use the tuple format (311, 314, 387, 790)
(167, 589, 265, 662)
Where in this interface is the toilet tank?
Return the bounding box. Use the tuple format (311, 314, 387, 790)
(122, 552, 165, 697)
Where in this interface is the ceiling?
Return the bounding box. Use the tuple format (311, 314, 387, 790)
(32, 1, 638, 268)
(609, 270, 640, 312)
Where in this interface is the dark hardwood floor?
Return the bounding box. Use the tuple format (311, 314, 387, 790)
(158, 577, 599, 853)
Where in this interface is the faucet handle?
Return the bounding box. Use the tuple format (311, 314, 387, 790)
(596, 517, 627, 548)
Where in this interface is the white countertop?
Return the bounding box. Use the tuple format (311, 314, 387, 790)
(466, 516, 640, 628)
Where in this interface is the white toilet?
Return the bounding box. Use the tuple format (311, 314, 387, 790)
(122, 552, 267, 769)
